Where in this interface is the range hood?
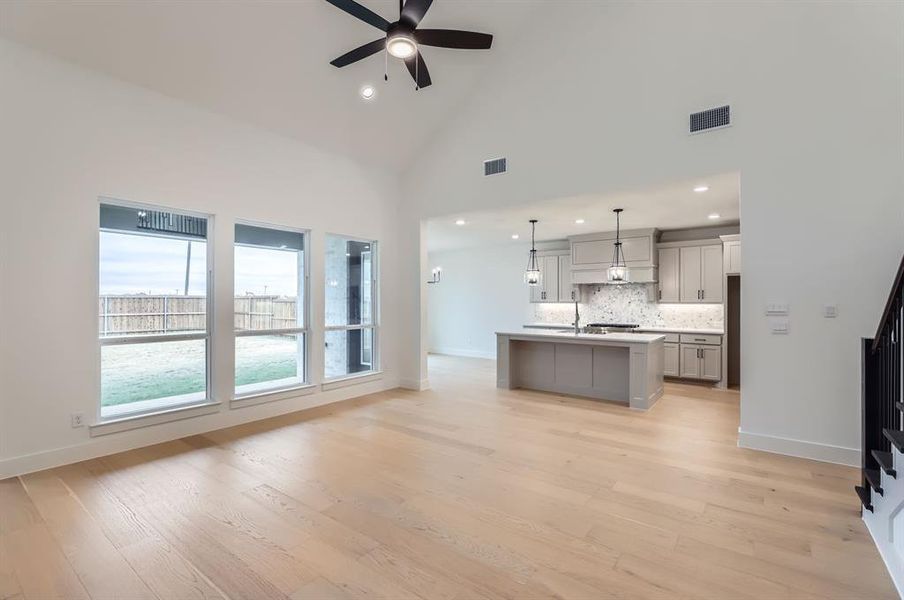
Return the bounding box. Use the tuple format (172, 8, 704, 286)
(568, 228, 660, 284)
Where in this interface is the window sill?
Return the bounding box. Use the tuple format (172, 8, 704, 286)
(231, 383, 317, 409)
(321, 370, 383, 391)
(90, 400, 220, 437)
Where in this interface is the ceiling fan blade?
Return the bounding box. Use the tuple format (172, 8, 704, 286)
(415, 29, 493, 50)
(400, 0, 433, 28)
(324, 0, 389, 31)
(330, 38, 386, 68)
(404, 51, 432, 89)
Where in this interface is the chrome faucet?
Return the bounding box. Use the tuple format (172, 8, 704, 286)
(573, 300, 581, 334)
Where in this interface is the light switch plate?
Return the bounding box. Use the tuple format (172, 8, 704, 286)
(771, 320, 790, 334)
(823, 305, 838, 318)
(765, 303, 789, 316)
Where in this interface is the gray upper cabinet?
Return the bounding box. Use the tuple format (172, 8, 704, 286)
(660, 241, 724, 304)
(679, 246, 703, 302)
(530, 252, 571, 303)
(557, 254, 580, 302)
(700, 245, 723, 303)
(721, 234, 741, 275)
(658, 247, 680, 302)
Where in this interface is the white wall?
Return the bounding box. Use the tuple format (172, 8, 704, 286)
(0, 40, 401, 477)
(427, 243, 535, 358)
(402, 1, 904, 464)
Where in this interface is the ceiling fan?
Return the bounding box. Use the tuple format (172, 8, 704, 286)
(325, 0, 493, 89)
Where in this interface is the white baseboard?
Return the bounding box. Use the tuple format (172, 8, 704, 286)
(429, 347, 495, 360)
(0, 378, 401, 479)
(399, 378, 431, 391)
(738, 428, 860, 466)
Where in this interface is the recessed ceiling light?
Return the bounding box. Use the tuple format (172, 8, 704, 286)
(694, 185, 709, 193)
(708, 213, 721, 220)
(575, 218, 585, 224)
(455, 219, 466, 226)
(386, 35, 417, 59)
(360, 85, 376, 100)
(511, 234, 519, 239)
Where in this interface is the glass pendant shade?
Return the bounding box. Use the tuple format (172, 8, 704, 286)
(608, 209, 629, 283)
(524, 220, 541, 286)
(607, 264, 627, 282)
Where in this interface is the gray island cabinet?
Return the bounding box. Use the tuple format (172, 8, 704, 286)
(495, 330, 665, 410)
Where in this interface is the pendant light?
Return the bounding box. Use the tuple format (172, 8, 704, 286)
(608, 208, 628, 283)
(524, 219, 541, 286)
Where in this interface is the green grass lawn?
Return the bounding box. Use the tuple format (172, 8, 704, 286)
(101, 335, 299, 406)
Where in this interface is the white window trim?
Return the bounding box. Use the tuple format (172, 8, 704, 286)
(96, 198, 214, 425)
(233, 221, 311, 400)
(324, 234, 380, 380)
(231, 382, 317, 409)
(90, 400, 221, 437)
(321, 370, 384, 391)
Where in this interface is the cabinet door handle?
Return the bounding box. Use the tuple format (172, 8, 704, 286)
(701, 289, 705, 300)
(658, 289, 662, 300)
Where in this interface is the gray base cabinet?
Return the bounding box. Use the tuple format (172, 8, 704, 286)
(678, 344, 722, 381)
(663, 342, 680, 377)
(645, 330, 723, 383)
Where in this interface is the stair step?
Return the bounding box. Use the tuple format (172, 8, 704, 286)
(865, 469, 884, 496)
(884, 428, 904, 453)
(856, 485, 874, 512)
(872, 450, 897, 478)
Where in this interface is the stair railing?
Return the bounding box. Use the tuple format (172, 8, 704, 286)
(858, 253, 904, 512)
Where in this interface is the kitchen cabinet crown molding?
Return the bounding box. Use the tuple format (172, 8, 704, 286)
(657, 238, 724, 249)
(568, 227, 660, 243)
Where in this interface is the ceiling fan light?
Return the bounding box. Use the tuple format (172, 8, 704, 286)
(387, 35, 417, 59)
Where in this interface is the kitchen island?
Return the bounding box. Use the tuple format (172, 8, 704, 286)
(496, 329, 665, 410)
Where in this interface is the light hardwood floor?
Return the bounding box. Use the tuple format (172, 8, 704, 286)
(1, 354, 896, 599)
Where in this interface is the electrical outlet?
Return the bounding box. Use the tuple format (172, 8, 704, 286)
(71, 412, 85, 428)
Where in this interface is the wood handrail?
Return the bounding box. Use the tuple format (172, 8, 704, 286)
(872, 253, 904, 353)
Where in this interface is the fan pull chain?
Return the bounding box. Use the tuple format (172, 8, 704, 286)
(415, 54, 419, 91)
(384, 48, 388, 82)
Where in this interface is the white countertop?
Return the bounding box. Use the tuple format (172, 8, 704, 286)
(498, 329, 665, 344)
(523, 323, 724, 336)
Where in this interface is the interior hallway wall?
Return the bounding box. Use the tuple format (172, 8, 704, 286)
(427, 243, 534, 358)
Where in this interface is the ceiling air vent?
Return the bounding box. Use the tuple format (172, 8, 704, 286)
(484, 157, 507, 176)
(689, 105, 730, 134)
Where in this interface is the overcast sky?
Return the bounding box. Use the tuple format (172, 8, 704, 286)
(99, 232, 299, 296)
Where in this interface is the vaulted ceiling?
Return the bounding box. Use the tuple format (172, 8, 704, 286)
(0, 0, 545, 172)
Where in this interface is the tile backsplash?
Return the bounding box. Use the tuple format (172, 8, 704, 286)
(532, 283, 724, 330)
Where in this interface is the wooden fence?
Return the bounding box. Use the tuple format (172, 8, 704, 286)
(98, 295, 298, 336)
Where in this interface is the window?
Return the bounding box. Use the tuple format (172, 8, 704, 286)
(99, 203, 210, 419)
(234, 223, 308, 396)
(324, 235, 378, 379)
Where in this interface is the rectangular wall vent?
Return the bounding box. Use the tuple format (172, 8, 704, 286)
(484, 157, 507, 176)
(689, 105, 730, 133)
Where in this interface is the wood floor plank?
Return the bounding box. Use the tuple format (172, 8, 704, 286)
(1, 524, 90, 600)
(1, 354, 895, 599)
(18, 471, 157, 600)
